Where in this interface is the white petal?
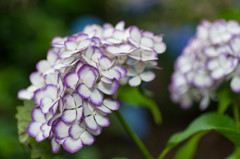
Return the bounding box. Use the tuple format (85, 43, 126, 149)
(98, 79, 119, 95)
(77, 84, 92, 99)
(154, 43, 166, 54)
(129, 76, 141, 87)
(73, 93, 83, 107)
(103, 98, 119, 110)
(80, 131, 94, 145)
(141, 50, 157, 61)
(54, 120, 70, 139)
(140, 37, 154, 48)
(95, 114, 110, 127)
(37, 60, 51, 73)
(80, 69, 97, 88)
(62, 109, 77, 123)
(40, 97, 54, 114)
(69, 124, 84, 139)
(84, 116, 98, 131)
(64, 72, 78, 89)
(32, 108, 46, 123)
(51, 137, 61, 153)
(129, 26, 141, 46)
(45, 85, 58, 100)
(99, 56, 113, 70)
(63, 138, 83, 153)
(211, 68, 225, 79)
(27, 122, 41, 137)
(140, 71, 155, 82)
(18, 89, 33, 100)
(90, 89, 103, 106)
(63, 94, 76, 109)
(65, 41, 77, 50)
(231, 76, 240, 93)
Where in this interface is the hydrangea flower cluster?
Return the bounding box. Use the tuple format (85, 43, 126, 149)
(169, 20, 240, 110)
(18, 21, 166, 153)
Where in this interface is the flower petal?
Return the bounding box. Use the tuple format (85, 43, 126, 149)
(140, 71, 155, 82)
(27, 121, 41, 137)
(80, 131, 94, 145)
(129, 26, 141, 46)
(62, 109, 77, 123)
(77, 84, 92, 99)
(90, 89, 103, 106)
(63, 138, 83, 153)
(231, 76, 240, 93)
(69, 124, 84, 140)
(129, 76, 141, 87)
(51, 137, 61, 153)
(98, 79, 119, 95)
(103, 98, 120, 110)
(94, 114, 110, 127)
(64, 72, 78, 89)
(53, 120, 70, 139)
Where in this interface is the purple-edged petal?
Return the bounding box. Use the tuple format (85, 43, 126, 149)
(99, 56, 113, 70)
(80, 131, 94, 145)
(27, 121, 41, 137)
(32, 107, 45, 123)
(63, 138, 83, 153)
(63, 94, 76, 109)
(140, 36, 154, 49)
(94, 114, 110, 127)
(81, 69, 97, 88)
(34, 89, 45, 105)
(62, 109, 77, 123)
(69, 124, 84, 140)
(40, 97, 55, 114)
(231, 76, 240, 93)
(53, 120, 70, 139)
(77, 84, 92, 99)
(96, 105, 112, 114)
(84, 116, 98, 131)
(90, 89, 103, 106)
(140, 71, 155, 82)
(51, 137, 61, 153)
(103, 98, 120, 110)
(128, 26, 141, 46)
(36, 60, 51, 73)
(97, 79, 119, 95)
(129, 76, 141, 87)
(18, 89, 33, 100)
(64, 72, 78, 89)
(113, 66, 127, 78)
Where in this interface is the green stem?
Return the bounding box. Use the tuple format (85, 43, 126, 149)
(233, 102, 240, 129)
(115, 110, 154, 159)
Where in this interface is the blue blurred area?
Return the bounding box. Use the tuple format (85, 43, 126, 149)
(70, 15, 103, 34)
(119, 102, 150, 139)
(162, 23, 195, 59)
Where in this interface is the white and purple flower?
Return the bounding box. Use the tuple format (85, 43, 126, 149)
(18, 21, 166, 153)
(170, 19, 240, 110)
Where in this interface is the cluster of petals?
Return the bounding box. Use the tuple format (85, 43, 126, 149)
(169, 19, 240, 110)
(18, 21, 166, 153)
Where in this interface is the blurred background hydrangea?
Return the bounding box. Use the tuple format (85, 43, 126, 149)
(1, 0, 240, 158)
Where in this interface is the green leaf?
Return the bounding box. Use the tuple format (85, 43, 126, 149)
(217, 88, 233, 114)
(16, 100, 35, 144)
(28, 138, 55, 159)
(174, 132, 206, 159)
(158, 112, 240, 159)
(116, 85, 162, 124)
(226, 148, 240, 159)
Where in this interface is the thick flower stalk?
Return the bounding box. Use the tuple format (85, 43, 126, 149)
(169, 20, 240, 110)
(18, 21, 166, 153)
